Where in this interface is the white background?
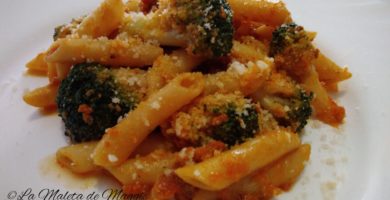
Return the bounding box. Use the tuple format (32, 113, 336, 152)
(0, 0, 389, 199)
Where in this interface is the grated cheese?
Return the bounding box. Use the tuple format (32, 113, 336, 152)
(144, 118, 150, 127)
(164, 169, 173, 176)
(150, 101, 161, 110)
(194, 169, 201, 177)
(178, 148, 187, 159)
(256, 60, 269, 70)
(112, 97, 120, 104)
(127, 76, 140, 86)
(134, 160, 144, 169)
(230, 61, 247, 75)
(131, 172, 137, 180)
(108, 154, 118, 162)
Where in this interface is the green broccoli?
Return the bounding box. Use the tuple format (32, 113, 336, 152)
(269, 23, 318, 79)
(288, 90, 313, 132)
(172, 0, 234, 56)
(209, 102, 259, 146)
(260, 89, 313, 132)
(57, 63, 145, 143)
(164, 93, 259, 147)
(124, 0, 234, 57)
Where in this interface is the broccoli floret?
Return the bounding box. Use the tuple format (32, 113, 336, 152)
(287, 90, 313, 132)
(172, 0, 234, 56)
(269, 23, 318, 79)
(124, 0, 234, 57)
(260, 89, 313, 132)
(269, 23, 302, 56)
(57, 63, 145, 143)
(164, 93, 259, 147)
(209, 102, 259, 146)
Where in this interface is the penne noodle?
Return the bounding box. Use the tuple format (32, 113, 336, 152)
(147, 50, 203, 95)
(323, 82, 339, 93)
(75, 0, 125, 38)
(193, 144, 311, 199)
(56, 142, 100, 174)
(204, 71, 241, 95)
(257, 144, 311, 188)
(307, 31, 317, 41)
(27, 0, 124, 78)
(46, 37, 163, 67)
(47, 62, 58, 84)
(231, 39, 268, 63)
(130, 133, 175, 157)
(204, 63, 270, 96)
(26, 52, 48, 74)
(227, 0, 292, 27)
(54, 62, 72, 81)
(23, 84, 58, 108)
(175, 131, 301, 191)
(313, 52, 352, 84)
(26, 0, 123, 78)
(203, 38, 272, 96)
(55, 64, 71, 81)
(301, 66, 345, 126)
(93, 73, 205, 167)
(56, 133, 173, 174)
(108, 141, 225, 189)
(235, 21, 275, 40)
(107, 150, 177, 185)
(47, 62, 71, 83)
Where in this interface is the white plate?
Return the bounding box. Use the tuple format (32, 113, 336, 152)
(1, 0, 390, 199)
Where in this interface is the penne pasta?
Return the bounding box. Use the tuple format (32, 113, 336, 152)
(107, 149, 177, 185)
(204, 71, 241, 95)
(147, 50, 203, 95)
(56, 133, 173, 174)
(235, 21, 275, 41)
(26, 0, 124, 77)
(203, 38, 273, 96)
(93, 73, 205, 167)
(204, 63, 270, 96)
(130, 133, 175, 157)
(47, 62, 71, 83)
(23, 84, 58, 108)
(56, 142, 100, 174)
(193, 144, 311, 199)
(175, 131, 301, 191)
(75, 0, 125, 38)
(256, 144, 311, 188)
(314, 52, 352, 84)
(301, 66, 345, 126)
(231, 39, 269, 63)
(323, 82, 339, 93)
(227, 0, 292, 27)
(54, 62, 72, 81)
(26, 52, 48, 74)
(47, 62, 59, 84)
(46, 37, 163, 67)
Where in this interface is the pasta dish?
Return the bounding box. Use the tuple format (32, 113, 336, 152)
(23, 0, 351, 199)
